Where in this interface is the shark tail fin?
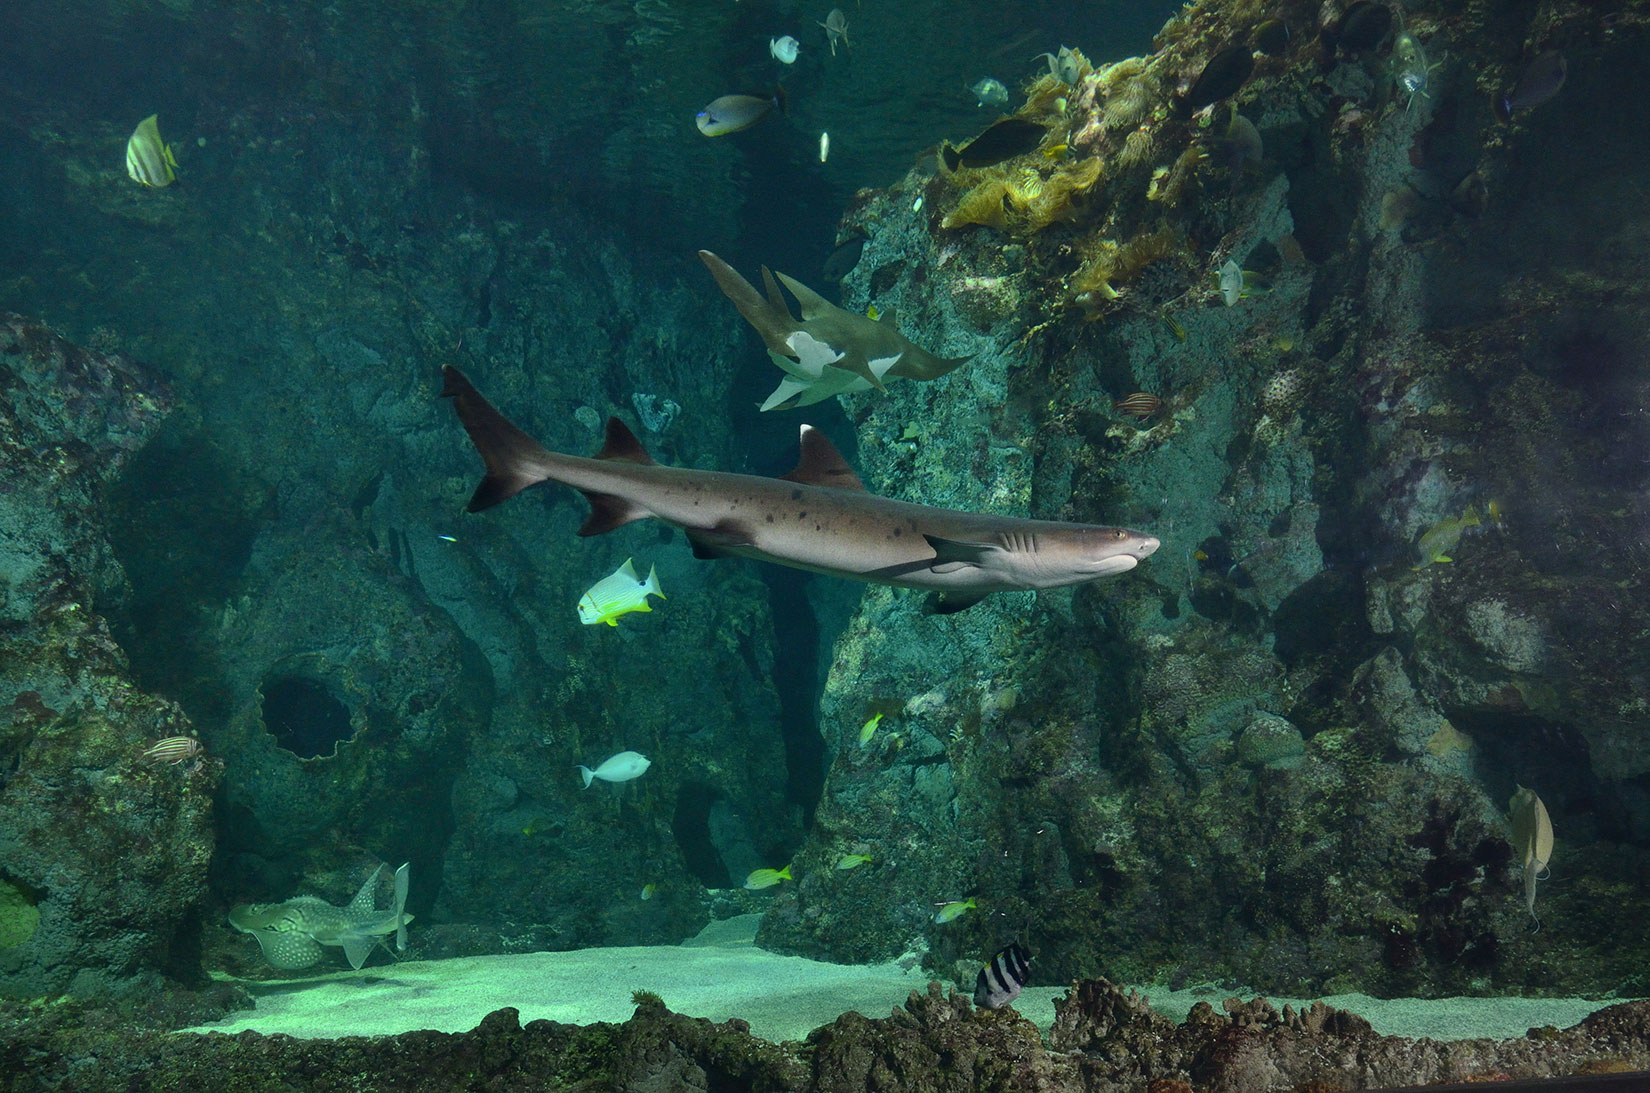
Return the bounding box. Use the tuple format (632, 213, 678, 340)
(580, 765, 596, 788)
(441, 366, 558, 512)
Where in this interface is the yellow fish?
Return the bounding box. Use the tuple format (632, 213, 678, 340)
(640, 883, 657, 901)
(866, 305, 880, 320)
(835, 854, 873, 871)
(577, 558, 664, 626)
(1414, 505, 1481, 568)
(858, 712, 883, 746)
(933, 896, 976, 923)
(744, 865, 792, 890)
(125, 114, 177, 188)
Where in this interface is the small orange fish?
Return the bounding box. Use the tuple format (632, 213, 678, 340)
(1113, 392, 1163, 417)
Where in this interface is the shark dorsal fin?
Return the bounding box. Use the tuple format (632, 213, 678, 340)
(773, 270, 839, 322)
(782, 426, 867, 491)
(348, 865, 384, 913)
(597, 418, 656, 465)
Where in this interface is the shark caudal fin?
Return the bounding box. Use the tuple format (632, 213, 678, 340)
(441, 366, 559, 512)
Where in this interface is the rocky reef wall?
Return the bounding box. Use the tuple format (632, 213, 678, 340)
(759, 0, 1650, 998)
(0, 316, 214, 997)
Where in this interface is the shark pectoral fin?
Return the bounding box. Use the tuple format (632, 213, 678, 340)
(341, 935, 375, 971)
(577, 491, 649, 536)
(686, 521, 756, 559)
(925, 591, 988, 615)
(867, 353, 903, 381)
(782, 425, 868, 491)
(923, 534, 1002, 572)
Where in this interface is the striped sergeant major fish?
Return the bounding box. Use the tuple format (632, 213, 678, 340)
(973, 942, 1031, 1010)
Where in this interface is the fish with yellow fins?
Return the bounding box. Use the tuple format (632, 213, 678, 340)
(1414, 505, 1481, 569)
(744, 865, 792, 890)
(578, 558, 663, 625)
(125, 114, 178, 188)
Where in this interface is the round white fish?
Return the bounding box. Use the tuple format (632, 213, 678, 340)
(770, 35, 799, 64)
(580, 750, 652, 787)
(970, 78, 1008, 107)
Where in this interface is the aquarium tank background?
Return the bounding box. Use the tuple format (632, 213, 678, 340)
(3, 0, 1650, 1089)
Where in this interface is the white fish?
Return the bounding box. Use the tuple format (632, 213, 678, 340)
(579, 750, 652, 788)
(819, 131, 830, 163)
(1218, 259, 1243, 307)
(770, 35, 800, 64)
(577, 557, 664, 625)
(969, 78, 1009, 108)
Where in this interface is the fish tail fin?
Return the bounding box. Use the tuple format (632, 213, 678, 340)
(580, 765, 595, 788)
(441, 366, 557, 512)
(392, 862, 410, 952)
(644, 564, 665, 600)
(778, 865, 792, 881)
(941, 143, 962, 173)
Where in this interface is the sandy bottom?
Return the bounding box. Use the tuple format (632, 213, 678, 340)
(184, 915, 1620, 1044)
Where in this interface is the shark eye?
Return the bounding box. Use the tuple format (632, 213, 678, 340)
(1112, 529, 1126, 540)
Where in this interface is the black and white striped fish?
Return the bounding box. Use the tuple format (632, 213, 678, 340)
(973, 942, 1031, 1010)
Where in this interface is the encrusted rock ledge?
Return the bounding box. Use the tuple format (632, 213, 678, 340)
(5, 981, 1647, 1092)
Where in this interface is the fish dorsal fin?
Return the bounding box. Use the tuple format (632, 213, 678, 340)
(773, 270, 839, 322)
(782, 425, 867, 491)
(597, 418, 656, 465)
(348, 865, 384, 914)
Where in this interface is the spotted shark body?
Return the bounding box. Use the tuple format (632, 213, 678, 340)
(228, 863, 411, 971)
(441, 368, 1158, 610)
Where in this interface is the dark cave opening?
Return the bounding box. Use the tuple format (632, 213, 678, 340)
(261, 675, 354, 759)
(672, 783, 732, 889)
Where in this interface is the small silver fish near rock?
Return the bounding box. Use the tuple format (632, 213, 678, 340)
(1494, 50, 1565, 122)
(970, 78, 1009, 108)
(579, 750, 652, 788)
(770, 35, 800, 64)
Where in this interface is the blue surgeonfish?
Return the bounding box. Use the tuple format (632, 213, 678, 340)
(579, 750, 652, 787)
(125, 114, 178, 188)
(974, 943, 1031, 1009)
(578, 558, 663, 625)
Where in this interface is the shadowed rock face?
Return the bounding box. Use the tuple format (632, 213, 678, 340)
(0, 315, 214, 997)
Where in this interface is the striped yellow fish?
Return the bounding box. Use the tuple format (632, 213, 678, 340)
(577, 558, 664, 626)
(125, 114, 178, 188)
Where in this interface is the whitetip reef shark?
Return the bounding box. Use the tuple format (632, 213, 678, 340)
(698, 250, 972, 411)
(442, 367, 1159, 612)
(228, 863, 411, 971)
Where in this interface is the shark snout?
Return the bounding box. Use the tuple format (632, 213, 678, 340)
(1136, 534, 1161, 558)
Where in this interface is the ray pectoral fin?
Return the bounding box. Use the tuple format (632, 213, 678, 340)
(341, 935, 375, 971)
